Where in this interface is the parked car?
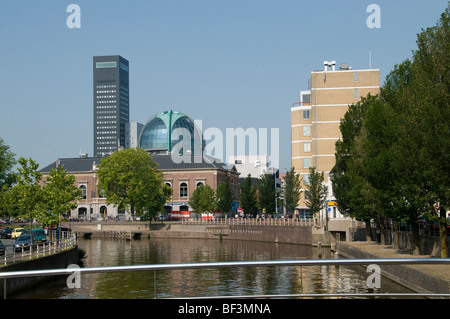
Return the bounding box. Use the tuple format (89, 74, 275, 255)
(32, 228, 47, 243)
(11, 227, 25, 239)
(14, 234, 35, 252)
(0, 227, 13, 239)
(0, 240, 5, 255)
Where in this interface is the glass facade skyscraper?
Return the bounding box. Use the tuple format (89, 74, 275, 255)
(93, 55, 129, 157)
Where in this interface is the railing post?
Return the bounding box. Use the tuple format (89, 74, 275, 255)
(154, 270, 157, 299)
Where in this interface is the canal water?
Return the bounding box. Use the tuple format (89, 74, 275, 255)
(12, 237, 415, 299)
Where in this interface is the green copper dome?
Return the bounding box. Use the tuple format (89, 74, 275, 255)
(139, 110, 203, 154)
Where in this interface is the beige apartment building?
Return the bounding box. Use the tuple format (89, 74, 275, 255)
(291, 61, 380, 219)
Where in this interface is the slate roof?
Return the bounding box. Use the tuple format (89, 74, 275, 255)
(40, 154, 238, 174)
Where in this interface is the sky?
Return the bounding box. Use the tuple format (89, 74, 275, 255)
(0, 0, 448, 172)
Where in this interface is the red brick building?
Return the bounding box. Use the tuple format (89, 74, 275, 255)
(40, 154, 240, 221)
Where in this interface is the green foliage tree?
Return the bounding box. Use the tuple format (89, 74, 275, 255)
(304, 167, 328, 222)
(97, 148, 170, 219)
(332, 4, 450, 256)
(0, 138, 17, 216)
(189, 184, 217, 214)
(283, 168, 302, 217)
(331, 95, 378, 239)
(0, 137, 16, 190)
(406, 6, 450, 256)
(240, 174, 258, 216)
(38, 165, 82, 226)
(257, 173, 276, 216)
(216, 176, 234, 216)
(8, 157, 43, 232)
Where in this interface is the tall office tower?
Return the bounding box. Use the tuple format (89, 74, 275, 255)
(93, 55, 129, 157)
(291, 61, 380, 217)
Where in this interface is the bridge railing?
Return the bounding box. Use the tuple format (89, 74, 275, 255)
(181, 217, 318, 226)
(0, 258, 449, 299)
(0, 231, 77, 267)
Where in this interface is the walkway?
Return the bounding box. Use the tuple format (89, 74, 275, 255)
(336, 240, 450, 294)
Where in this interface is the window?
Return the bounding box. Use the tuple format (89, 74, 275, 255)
(303, 126, 311, 137)
(79, 185, 87, 199)
(196, 182, 204, 188)
(354, 88, 359, 99)
(354, 71, 358, 82)
(304, 158, 311, 169)
(304, 142, 311, 153)
(180, 182, 188, 197)
(303, 110, 310, 120)
(304, 174, 310, 185)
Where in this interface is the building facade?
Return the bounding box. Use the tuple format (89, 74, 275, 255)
(291, 61, 380, 218)
(39, 154, 240, 221)
(125, 121, 144, 149)
(93, 55, 130, 157)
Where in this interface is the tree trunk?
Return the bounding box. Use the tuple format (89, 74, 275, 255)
(439, 206, 449, 258)
(364, 218, 374, 241)
(393, 220, 400, 249)
(377, 215, 386, 245)
(411, 220, 421, 255)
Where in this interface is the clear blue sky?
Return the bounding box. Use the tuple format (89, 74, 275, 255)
(0, 0, 447, 172)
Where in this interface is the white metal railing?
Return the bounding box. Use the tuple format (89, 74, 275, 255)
(1, 231, 77, 266)
(181, 217, 318, 227)
(1, 258, 449, 299)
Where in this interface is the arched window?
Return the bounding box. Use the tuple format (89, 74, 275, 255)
(79, 185, 87, 199)
(180, 182, 188, 197)
(196, 181, 204, 188)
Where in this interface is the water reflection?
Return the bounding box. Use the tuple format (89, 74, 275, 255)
(11, 237, 414, 299)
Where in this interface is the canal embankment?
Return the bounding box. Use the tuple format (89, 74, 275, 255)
(0, 246, 78, 298)
(336, 241, 450, 294)
(68, 222, 317, 245)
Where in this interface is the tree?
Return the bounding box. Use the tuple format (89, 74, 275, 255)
(189, 184, 216, 214)
(38, 165, 81, 226)
(304, 167, 328, 223)
(97, 148, 169, 218)
(0, 137, 16, 190)
(257, 173, 276, 216)
(407, 6, 450, 257)
(283, 167, 302, 217)
(0, 138, 16, 217)
(216, 176, 234, 216)
(8, 157, 43, 233)
(331, 95, 379, 239)
(240, 174, 258, 216)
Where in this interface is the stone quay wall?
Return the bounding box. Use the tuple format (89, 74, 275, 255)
(0, 246, 79, 298)
(67, 222, 314, 245)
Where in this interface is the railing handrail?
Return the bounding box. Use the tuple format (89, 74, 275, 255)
(1, 231, 77, 267)
(0, 258, 448, 279)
